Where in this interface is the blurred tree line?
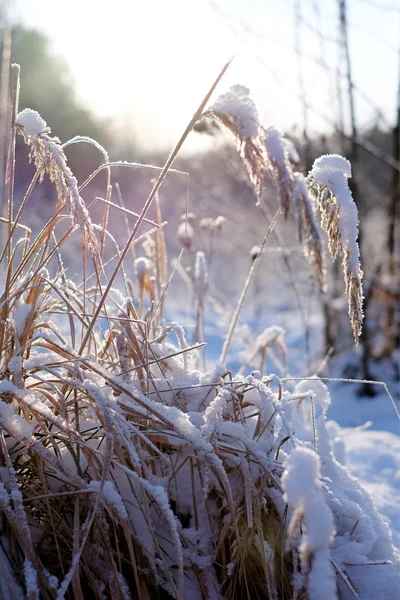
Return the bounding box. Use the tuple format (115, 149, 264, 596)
(12, 24, 396, 221)
(11, 25, 112, 187)
(12, 26, 108, 144)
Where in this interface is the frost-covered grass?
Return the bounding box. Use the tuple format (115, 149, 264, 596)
(0, 63, 398, 599)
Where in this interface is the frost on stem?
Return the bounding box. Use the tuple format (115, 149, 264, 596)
(292, 173, 325, 289)
(206, 88, 296, 215)
(282, 446, 336, 600)
(206, 84, 363, 341)
(23, 559, 39, 600)
(309, 154, 364, 341)
(206, 85, 267, 202)
(201, 388, 230, 438)
(263, 126, 294, 217)
(16, 109, 101, 272)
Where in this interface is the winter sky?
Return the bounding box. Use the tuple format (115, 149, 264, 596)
(10, 0, 400, 150)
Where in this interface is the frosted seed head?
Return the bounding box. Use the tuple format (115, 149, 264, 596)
(17, 108, 48, 137)
(177, 221, 194, 250)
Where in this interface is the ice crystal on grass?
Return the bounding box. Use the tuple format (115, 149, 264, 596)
(23, 559, 39, 600)
(293, 173, 325, 288)
(264, 125, 294, 217)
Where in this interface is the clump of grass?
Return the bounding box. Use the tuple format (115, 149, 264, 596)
(0, 64, 396, 600)
(205, 85, 364, 343)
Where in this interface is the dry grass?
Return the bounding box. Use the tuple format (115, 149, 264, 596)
(0, 62, 393, 600)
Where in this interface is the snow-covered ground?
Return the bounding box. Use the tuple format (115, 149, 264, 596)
(195, 300, 400, 552)
(326, 371, 400, 549)
(339, 428, 400, 548)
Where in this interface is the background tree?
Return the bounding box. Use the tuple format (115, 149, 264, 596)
(11, 26, 111, 183)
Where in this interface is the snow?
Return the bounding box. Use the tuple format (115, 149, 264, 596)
(337, 428, 400, 548)
(282, 446, 337, 600)
(283, 446, 323, 505)
(255, 325, 285, 351)
(194, 251, 207, 293)
(201, 389, 229, 437)
(14, 298, 31, 339)
(88, 480, 128, 520)
(311, 154, 360, 273)
(17, 109, 47, 137)
(313, 154, 352, 179)
(23, 559, 39, 600)
(134, 256, 152, 281)
(0, 390, 33, 439)
(177, 220, 194, 249)
(294, 377, 331, 412)
(264, 126, 287, 168)
(210, 84, 259, 139)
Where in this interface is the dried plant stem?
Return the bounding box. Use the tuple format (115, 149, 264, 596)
(79, 57, 233, 355)
(282, 376, 400, 420)
(0, 21, 11, 217)
(4, 64, 20, 263)
(0, 164, 46, 265)
(259, 200, 312, 371)
(78, 160, 188, 193)
(220, 208, 280, 365)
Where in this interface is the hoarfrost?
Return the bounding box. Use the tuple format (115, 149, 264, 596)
(201, 389, 230, 438)
(23, 559, 39, 600)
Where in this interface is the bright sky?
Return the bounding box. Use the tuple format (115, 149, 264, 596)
(11, 0, 400, 151)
